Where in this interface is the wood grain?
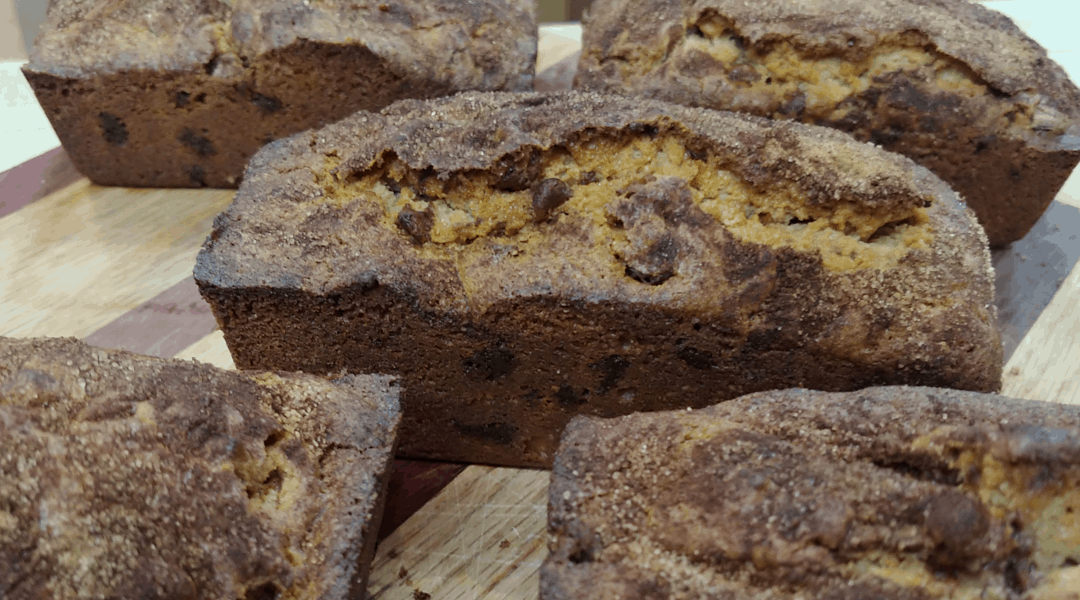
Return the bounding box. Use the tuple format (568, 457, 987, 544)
(368, 466, 549, 600)
(84, 276, 219, 357)
(0, 182, 232, 339)
(0, 147, 81, 217)
(1003, 254, 1080, 405)
(174, 328, 235, 369)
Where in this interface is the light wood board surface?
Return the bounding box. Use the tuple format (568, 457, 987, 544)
(2, 13, 1080, 600)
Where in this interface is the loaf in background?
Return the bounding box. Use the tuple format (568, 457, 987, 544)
(21, 0, 538, 188)
(575, 0, 1080, 247)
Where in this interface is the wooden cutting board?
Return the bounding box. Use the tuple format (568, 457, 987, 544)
(2, 19, 1080, 600)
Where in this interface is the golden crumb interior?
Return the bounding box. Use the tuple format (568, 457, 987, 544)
(954, 449, 1080, 596)
(566, 414, 1080, 599)
(849, 441, 1080, 598)
(665, 13, 1065, 138)
(324, 131, 932, 272)
(135, 395, 313, 600)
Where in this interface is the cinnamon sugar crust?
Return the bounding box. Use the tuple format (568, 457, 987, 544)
(0, 337, 401, 600)
(543, 387, 1080, 599)
(195, 91, 1002, 468)
(21, 0, 537, 188)
(576, 0, 1080, 247)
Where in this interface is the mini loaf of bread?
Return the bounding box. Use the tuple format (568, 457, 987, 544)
(21, 0, 537, 188)
(195, 91, 1002, 468)
(575, 0, 1080, 247)
(0, 337, 401, 600)
(543, 387, 1080, 600)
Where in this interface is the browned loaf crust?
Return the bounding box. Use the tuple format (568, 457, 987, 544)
(21, 0, 536, 188)
(575, 0, 1080, 247)
(0, 336, 401, 600)
(543, 387, 1080, 600)
(194, 90, 1002, 468)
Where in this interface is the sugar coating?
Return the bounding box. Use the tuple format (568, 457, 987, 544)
(22, 0, 537, 188)
(576, 0, 1080, 246)
(195, 91, 1003, 468)
(0, 337, 400, 600)
(544, 387, 1080, 599)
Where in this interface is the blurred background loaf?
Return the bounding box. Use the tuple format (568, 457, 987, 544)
(2, 0, 590, 61)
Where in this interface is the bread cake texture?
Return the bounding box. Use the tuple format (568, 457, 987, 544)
(0, 337, 401, 600)
(195, 90, 1002, 468)
(543, 387, 1080, 600)
(21, 0, 537, 189)
(575, 0, 1080, 247)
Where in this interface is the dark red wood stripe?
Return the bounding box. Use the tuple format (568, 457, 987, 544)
(0, 147, 82, 218)
(378, 462, 470, 541)
(992, 200, 1080, 359)
(83, 277, 219, 358)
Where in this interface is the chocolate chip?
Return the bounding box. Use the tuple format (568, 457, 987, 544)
(520, 96, 549, 107)
(778, 91, 806, 117)
(729, 65, 760, 83)
(187, 165, 207, 187)
(532, 178, 573, 222)
(590, 354, 630, 394)
(555, 384, 586, 407)
(463, 344, 514, 380)
(263, 430, 285, 448)
(99, 112, 128, 146)
(629, 122, 660, 136)
(452, 420, 516, 445)
(179, 129, 216, 156)
(175, 91, 191, 108)
(563, 519, 602, 564)
(676, 344, 716, 370)
(870, 127, 902, 147)
(686, 144, 708, 161)
(973, 135, 995, 154)
(244, 582, 280, 600)
(494, 151, 543, 192)
(395, 206, 434, 245)
(579, 171, 600, 185)
(925, 490, 990, 567)
(251, 92, 282, 113)
(624, 236, 679, 285)
(381, 176, 402, 195)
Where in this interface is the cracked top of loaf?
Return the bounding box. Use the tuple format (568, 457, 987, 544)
(0, 336, 400, 600)
(579, 0, 1080, 113)
(544, 386, 1080, 599)
(196, 90, 993, 312)
(27, 0, 536, 91)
